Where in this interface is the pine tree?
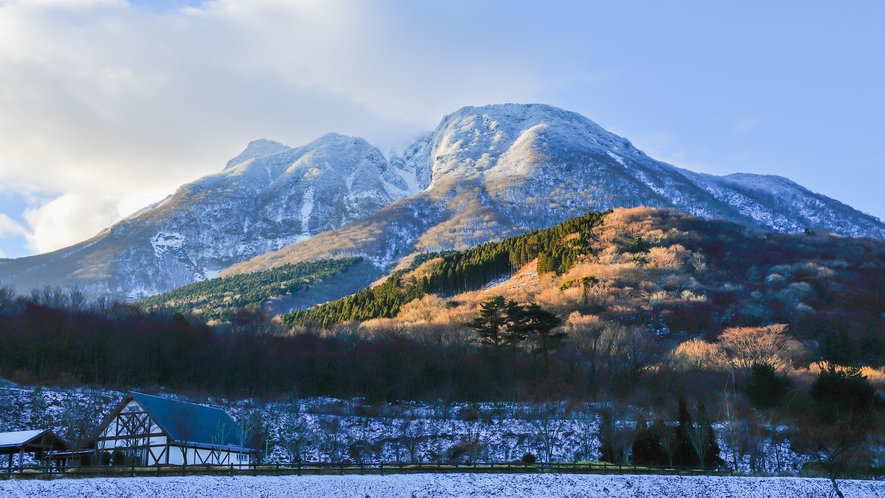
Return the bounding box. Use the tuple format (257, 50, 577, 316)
(465, 296, 523, 348)
(743, 362, 796, 410)
(511, 303, 564, 366)
(673, 396, 697, 467)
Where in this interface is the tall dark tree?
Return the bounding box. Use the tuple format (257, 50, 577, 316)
(743, 362, 796, 411)
(810, 365, 884, 426)
(465, 296, 523, 348)
(673, 396, 698, 467)
(793, 366, 885, 498)
(512, 303, 564, 366)
(631, 426, 668, 466)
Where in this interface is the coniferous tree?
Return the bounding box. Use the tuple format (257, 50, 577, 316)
(465, 296, 523, 348)
(673, 396, 697, 467)
(632, 426, 668, 466)
(743, 362, 796, 410)
(512, 303, 564, 366)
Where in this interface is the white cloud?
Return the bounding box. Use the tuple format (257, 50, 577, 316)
(22, 192, 120, 254)
(0, 213, 28, 238)
(0, 0, 550, 254)
(1, 0, 880, 256)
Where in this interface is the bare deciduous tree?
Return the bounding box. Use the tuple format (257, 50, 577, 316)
(718, 324, 805, 370)
(528, 402, 567, 463)
(317, 418, 345, 463)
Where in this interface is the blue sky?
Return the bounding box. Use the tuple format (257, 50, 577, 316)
(0, 0, 882, 258)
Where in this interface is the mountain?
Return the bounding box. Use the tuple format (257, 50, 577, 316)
(2, 103, 883, 301)
(0, 134, 422, 299)
(222, 104, 885, 288)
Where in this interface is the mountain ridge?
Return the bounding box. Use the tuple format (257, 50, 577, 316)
(222, 104, 885, 282)
(1, 103, 883, 301)
(0, 133, 419, 299)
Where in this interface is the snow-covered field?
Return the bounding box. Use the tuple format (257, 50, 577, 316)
(1, 473, 881, 498)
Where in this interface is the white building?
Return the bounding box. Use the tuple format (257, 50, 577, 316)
(94, 392, 253, 466)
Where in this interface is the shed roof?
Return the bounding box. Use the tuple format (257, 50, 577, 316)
(129, 393, 251, 450)
(0, 430, 45, 448)
(0, 429, 69, 453)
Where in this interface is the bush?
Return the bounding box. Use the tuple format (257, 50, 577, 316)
(521, 452, 536, 464)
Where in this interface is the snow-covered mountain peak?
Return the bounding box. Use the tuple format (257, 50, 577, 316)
(224, 139, 290, 170)
(425, 103, 642, 184)
(0, 131, 425, 300)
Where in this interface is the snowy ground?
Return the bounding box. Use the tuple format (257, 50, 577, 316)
(0, 473, 881, 498)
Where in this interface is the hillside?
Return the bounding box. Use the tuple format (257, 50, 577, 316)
(135, 258, 367, 322)
(286, 207, 885, 366)
(4, 208, 885, 486)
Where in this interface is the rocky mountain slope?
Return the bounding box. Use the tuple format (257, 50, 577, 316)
(224, 104, 885, 283)
(0, 134, 422, 299)
(1, 103, 882, 301)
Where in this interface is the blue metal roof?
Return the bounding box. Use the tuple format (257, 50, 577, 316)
(130, 392, 252, 450)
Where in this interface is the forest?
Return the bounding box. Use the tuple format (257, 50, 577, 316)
(2, 207, 885, 480)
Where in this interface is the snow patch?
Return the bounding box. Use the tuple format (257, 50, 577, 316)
(149, 232, 185, 256)
(301, 188, 314, 236)
(606, 150, 626, 167)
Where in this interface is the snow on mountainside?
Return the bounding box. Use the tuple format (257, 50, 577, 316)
(224, 104, 885, 283)
(0, 134, 420, 300)
(1, 103, 883, 301)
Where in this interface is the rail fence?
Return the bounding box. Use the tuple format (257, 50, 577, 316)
(1, 461, 732, 480)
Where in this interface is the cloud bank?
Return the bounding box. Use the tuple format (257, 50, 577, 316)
(1, 0, 883, 257)
(0, 0, 546, 255)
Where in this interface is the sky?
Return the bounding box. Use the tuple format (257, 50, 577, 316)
(0, 0, 883, 259)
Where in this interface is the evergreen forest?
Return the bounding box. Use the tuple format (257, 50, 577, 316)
(137, 258, 362, 322)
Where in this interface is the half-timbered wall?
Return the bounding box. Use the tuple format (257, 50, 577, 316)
(96, 400, 171, 466)
(166, 446, 250, 466)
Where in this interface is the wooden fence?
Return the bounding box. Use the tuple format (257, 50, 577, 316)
(1, 461, 732, 480)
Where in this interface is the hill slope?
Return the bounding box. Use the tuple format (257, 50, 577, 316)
(284, 207, 885, 367)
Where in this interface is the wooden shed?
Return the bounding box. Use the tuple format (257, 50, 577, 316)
(0, 429, 69, 472)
